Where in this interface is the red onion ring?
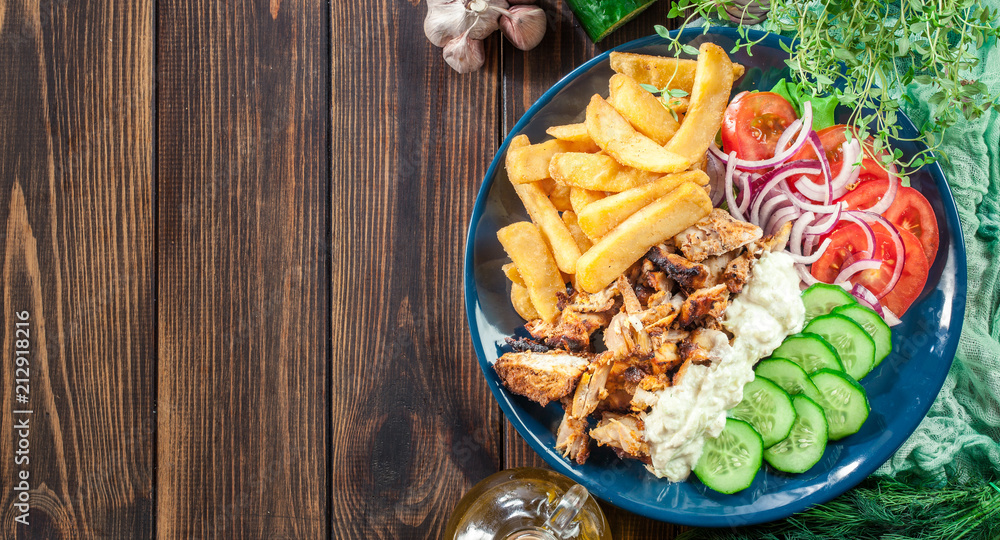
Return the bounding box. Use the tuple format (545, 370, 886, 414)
(790, 211, 816, 256)
(737, 173, 753, 215)
(724, 151, 745, 221)
(750, 165, 822, 224)
(782, 186, 843, 214)
(766, 206, 800, 235)
(759, 194, 792, 227)
(844, 210, 906, 298)
(706, 151, 727, 207)
(829, 139, 862, 198)
(787, 238, 832, 264)
(804, 205, 842, 235)
(851, 284, 886, 315)
(864, 173, 899, 214)
(883, 307, 903, 326)
(839, 212, 876, 258)
(835, 258, 883, 283)
(805, 131, 835, 204)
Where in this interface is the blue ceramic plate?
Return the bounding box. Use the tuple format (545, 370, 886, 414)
(464, 27, 966, 527)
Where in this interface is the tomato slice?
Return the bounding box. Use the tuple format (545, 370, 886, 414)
(837, 179, 939, 265)
(881, 227, 929, 316)
(811, 223, 929, 316)
(790, 125, 895, 197)
(721, 91, 798, 161)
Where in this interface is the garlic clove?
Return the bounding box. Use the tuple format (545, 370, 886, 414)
(443, 33, 486, 74)
(499, 5, 546, 51)
(424, 0, 474, 48)
(425, 0, 506, 47)
(466, 0, 506, 40)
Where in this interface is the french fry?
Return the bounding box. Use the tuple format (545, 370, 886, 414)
(569, 187, 606, 216)
(577, 171, 709, 239)
(502, 262, 527, 287)
(664, 43, 735, 164)
(537, 177, 557, 195)
(511, 182, 582, 274)
(584, 95, 690, 174)
(549, 152, 660, 192)
(665, 95, 689, 114)
(609, 52, 745, 93)
(507, 138, 597, 184)
(497, 222, 564, 322)
(548, 183, 573, 211)
(575, 182, 712, 293)
(608, 74, 680, 145)
(509, 133, 531, 150)
(510, 283, 540, 320)
(561, 210, 594, 253)
(546, 123, 594, 144)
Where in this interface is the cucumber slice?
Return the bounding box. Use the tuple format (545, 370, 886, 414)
(764, 395, 829, 474)
(801, 283, 857, 323)
(769, 333, 844, 374)
(810, 369, 870, 440)
(804, 314, 877, 381)
(754, 358, 824, 405)
(693, 418, 763, 494)
(832, 304, 892, 368)
(728, 376, 796, 448)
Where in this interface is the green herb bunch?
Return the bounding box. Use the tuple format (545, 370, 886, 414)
(675, 476, 1000, 540)
(659, 0, 1000, 173)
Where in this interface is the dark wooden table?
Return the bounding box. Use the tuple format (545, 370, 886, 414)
(0, 1, 687, 537)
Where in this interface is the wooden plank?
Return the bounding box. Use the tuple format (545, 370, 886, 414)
(328, 1, 503, 537)
(501, 3, 688, 536)
(0, 1, 155, 538)
(157, 1, 328, 537)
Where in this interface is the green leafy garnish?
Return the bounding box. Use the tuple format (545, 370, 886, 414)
(770, 78, 838, 131)
(660, 0, 1000, 178)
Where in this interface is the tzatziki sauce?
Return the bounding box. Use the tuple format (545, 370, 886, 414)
(643, 251, 805, 481)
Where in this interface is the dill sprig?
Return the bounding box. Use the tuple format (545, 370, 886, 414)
(660, 0, 1000, 176)
(676, 476, 1000, 540)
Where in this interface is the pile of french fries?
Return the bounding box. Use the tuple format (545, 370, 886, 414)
(498, 43, 741, 322)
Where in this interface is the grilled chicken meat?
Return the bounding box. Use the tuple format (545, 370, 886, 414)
(493, 351, 590, 407)
(678, 284, 730, 329)
(555, 356, 614, 464)
(649, 251, 711, 292)
(525, 286, 619, 352)
(722, 249, 754, 293)
(674, 208, 763, 262)
(556, 416, 591, 464)
(750, 221, 793, 254)
(590, 412, 650, 462)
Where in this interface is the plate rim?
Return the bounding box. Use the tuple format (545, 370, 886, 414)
(463, 26, 967, 526)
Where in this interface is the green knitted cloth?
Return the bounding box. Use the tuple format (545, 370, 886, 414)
(872, 11, 1000, 485)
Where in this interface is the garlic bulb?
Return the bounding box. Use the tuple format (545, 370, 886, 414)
(443, 31, 486, 74)
(424, 0, 509, 48)
(499, 5, 547, 51)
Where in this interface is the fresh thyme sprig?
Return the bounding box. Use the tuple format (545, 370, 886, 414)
(660, 0, 1000, 176)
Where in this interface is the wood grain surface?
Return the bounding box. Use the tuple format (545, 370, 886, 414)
(0, 1, 155, 538)
(157, 1, 328, 538)
(0, 0, 697, 537)
(328, 1, 503, 537)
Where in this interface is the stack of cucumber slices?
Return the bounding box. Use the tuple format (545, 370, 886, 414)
(693, 284, 892, 494)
